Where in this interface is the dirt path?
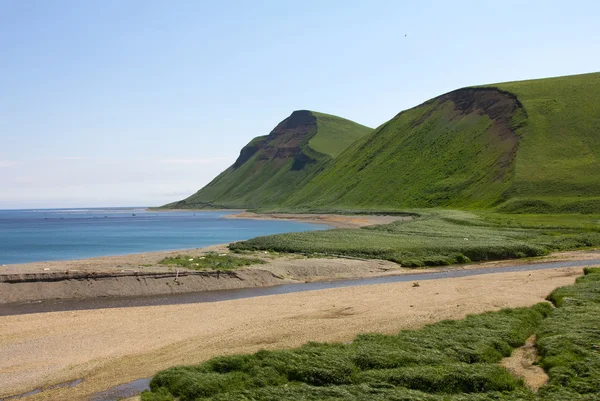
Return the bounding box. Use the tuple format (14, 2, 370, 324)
(0, 266, 585, 401)
(501, 335, 549, 391)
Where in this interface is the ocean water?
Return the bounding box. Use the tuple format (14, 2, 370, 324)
(0, 208, 329, 265)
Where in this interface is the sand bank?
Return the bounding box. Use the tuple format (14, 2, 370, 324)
(224, 211, 410, 228)
(2, 246, 599, 304)
(0, 266, 587, 400)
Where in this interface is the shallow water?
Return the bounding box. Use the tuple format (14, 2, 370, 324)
(0, 379, 83, 401)
(0, 208, 328, 264)
(89, 378, 150, 401)
(2, 257, 598, 317)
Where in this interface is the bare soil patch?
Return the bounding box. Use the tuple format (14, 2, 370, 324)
(501, 334, 549, 391)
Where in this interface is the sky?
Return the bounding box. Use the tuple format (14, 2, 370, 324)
(1, 0, 599, 208)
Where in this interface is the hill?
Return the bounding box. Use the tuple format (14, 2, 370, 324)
(164, 111, 372, 209)
(283, 72, 600, 212)
(166, 72, 600, 213)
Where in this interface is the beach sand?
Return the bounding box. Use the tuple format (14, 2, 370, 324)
(0, 266, 587, 400)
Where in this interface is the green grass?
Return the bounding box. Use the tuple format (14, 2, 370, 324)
(159, 252, 264, 270)
(536, 267, 600, 400)
(496, 198, 600, 215)
(308, 111, 373, 158)
(141, 268, 600, 401)
(479, 212, 600, 231)
(283, 90, 519, 210)
(230, 210, 600, 267)
(495, 73, 600, 209)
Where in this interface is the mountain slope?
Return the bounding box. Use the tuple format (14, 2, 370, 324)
(284, 88, 524, 209)
(283, 72, 600, 212)
(166, 110, 372, 209)
(494, 72, 600, 212)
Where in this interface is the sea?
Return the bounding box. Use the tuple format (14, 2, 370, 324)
(0, 208, 329, 265)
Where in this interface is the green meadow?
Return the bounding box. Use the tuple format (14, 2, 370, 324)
(230, 210, 600, 267)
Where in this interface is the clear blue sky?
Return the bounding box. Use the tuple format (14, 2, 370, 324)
(1, 0, 599, 208)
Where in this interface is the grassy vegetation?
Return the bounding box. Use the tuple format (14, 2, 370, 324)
(230, 210, 600, 267)
(536, 267, 600, 400)
(140, 268, 600, 401)
(283, 90, 519, 210)
(308, 111, 373, 158)
(479, 212, 600, 231)
(495, 73, 600, 211)
(164, 110, 372, 209)
(497, 198, 600, 215)
(159, 252, 264, 270)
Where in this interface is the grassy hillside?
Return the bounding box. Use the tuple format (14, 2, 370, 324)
(284, 88, 523, 209)
(164, 110, 371, 209)
(164, 72, 600, 212)
(282, 72, 600, 212)
(141, 268, 600, 401)
(494, 73, 600, 213)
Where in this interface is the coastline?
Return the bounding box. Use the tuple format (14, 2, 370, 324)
(2, 210, 598, 305)
(0, 212, 410, 304)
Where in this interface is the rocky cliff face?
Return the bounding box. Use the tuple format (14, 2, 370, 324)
(232, 110, 318, 169)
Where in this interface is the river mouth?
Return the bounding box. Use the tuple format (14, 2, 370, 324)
(2, 258, 599, 317)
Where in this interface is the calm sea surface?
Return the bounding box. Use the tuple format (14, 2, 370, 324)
(0, 208, 329, 265)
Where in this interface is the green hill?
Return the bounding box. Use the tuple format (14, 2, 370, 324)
(166, 72, 600, 213)
(282, 72, 600, 212)
(165, 110, 372, 209)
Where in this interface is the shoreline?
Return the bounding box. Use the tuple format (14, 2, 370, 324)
(1, 243, 599, 305)
(2, 211, 598, 306)
(0, 212, 411, 304)
(2, 212, 599, 399)
(223, 211, 410, 229)
(0, 211, 401, 271)
(146, 207, 245, 213)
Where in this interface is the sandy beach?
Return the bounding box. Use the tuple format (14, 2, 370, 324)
(0, 212, 406, 275)
(0, 265, 588, 401)
(224, 211, 410, 229)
